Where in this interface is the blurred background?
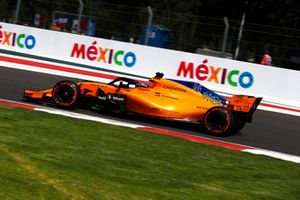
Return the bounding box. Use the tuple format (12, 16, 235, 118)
(0, 0, 299, 70)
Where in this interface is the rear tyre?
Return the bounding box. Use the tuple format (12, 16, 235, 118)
(52, 80, 80, 108)
(204, 107, 235, 136)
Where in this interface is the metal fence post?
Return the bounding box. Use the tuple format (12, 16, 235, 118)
(234, 1, 248, 60)
(222, 16, 229, 53)
(145, 6, 153, 45)
(78, 0, 84, 33)
(13, 0, 22, 24)
(234, 12, 246, 60)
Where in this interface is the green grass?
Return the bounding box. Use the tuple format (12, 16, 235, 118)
(0, 104, 299, 200)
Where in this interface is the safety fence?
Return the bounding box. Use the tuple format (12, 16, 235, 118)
(1, 0, 299, 70)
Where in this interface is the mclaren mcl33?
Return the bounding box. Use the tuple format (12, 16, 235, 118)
(23, 73, 262, 136)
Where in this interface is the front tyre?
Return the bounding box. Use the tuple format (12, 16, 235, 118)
(204, 107, 235, 135)
(52, 80, 80, 108)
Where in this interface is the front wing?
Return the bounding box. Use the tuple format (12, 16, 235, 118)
(23, 89, 53, 100)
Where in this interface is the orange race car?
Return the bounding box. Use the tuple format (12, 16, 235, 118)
(23, 73, 262, 135)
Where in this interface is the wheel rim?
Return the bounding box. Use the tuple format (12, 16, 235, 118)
(55, 85, 75, 103)
(205, 108, 231, 133)
(53, 82, 78, 106)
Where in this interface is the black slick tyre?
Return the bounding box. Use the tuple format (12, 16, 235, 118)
(203, 106, 235, 136)
(52, 80, 80, 108)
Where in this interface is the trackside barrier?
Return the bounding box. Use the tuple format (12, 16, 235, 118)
(0, 22, 300, 113)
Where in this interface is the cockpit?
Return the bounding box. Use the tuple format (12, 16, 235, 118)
(108, 77, 149, 89)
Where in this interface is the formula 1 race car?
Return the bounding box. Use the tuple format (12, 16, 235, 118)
(23, 73, 262, 135)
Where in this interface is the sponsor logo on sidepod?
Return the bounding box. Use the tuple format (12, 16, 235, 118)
(176, 59, 254, 89)
(70, 41, 137, 68)
(0, 24, 36, 50)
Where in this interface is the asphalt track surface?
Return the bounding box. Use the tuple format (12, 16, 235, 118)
(1, 67, 300, 156)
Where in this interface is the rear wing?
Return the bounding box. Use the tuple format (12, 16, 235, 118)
(227, 95, 262, 122)
(228, 95, 262, 114)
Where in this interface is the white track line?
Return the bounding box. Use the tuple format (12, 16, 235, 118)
(243, 149, 300, 163)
